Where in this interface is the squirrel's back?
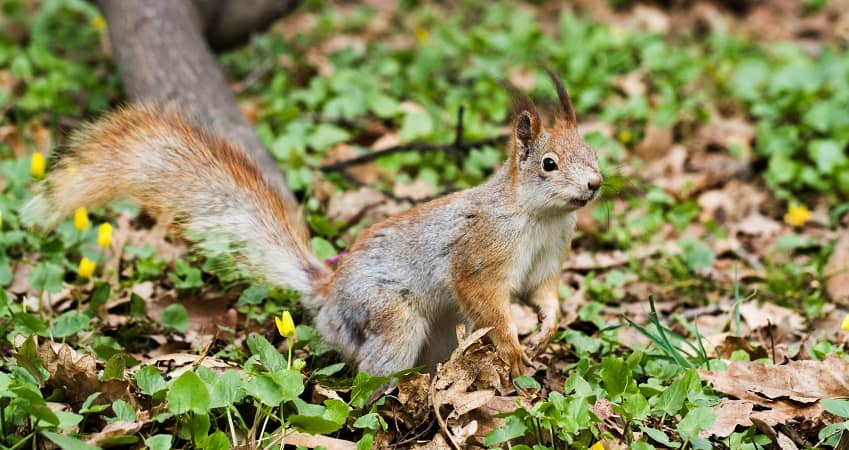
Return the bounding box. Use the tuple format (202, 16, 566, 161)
(23, 104, 329, 297)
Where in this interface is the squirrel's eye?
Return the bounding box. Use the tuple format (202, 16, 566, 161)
(542, 157, 558, 172)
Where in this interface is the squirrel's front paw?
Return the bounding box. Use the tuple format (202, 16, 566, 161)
(498, 343, 533, 377)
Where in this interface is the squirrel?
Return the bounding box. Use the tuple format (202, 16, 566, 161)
(23, 71, 602, 377)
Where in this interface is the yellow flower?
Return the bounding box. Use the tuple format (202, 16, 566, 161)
(590, 442, 605, 450)
(73, 207, 90, 230)
(78, 257, 96, 278)
(97, 222, 112, 248)
(841, 313, 849, 332)
(92, 15, 106, 32)
(414, 27, 430, 43)
(30, 152, 45, 178)
(617, 129, 632, 144)
(784, 204, 812, 228)
(275, 311, 296, 338)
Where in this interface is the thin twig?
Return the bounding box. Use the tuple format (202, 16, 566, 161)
(429, 368, 461, 450)
(320, 104, 508, 172)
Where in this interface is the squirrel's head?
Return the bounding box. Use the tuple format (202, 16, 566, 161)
(508, 70, 602, 214)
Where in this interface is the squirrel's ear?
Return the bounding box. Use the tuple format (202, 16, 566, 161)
(515, 110, 541, 158)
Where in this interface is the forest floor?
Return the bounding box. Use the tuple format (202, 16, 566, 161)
(1, 0, 849, 448)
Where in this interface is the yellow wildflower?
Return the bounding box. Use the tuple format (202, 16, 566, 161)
(617, 129, 632, 144)
(73, 207, 90, 230)
(784, 204, 812, 228)
(275, 310, 296, 338)
(97, 222, 112, 248)
(92, 15, 106, 32)
(414, 27, 430, 43)
(842, 313, 849, 332)
(30, 152, 45, 178)
(590, 441, 605, 450)
(78, 257, 96, 278)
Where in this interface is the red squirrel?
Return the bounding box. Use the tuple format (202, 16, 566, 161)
(24, 71, 601, 376)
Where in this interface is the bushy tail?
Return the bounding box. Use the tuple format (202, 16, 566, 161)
(22, 104, 330, 302)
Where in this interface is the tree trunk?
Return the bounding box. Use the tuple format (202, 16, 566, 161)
(97, 0, 299, 207)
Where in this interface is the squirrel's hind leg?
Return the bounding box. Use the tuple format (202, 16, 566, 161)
(317, 299, 427, 376)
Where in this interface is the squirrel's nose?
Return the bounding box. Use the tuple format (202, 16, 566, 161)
(587, 177, 602, 192)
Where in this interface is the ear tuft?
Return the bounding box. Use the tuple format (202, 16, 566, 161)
(545, 68, 577, 127)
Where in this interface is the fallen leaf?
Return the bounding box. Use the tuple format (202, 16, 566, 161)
(738, 301, 806, 334)
(705, 398, 755, 437)
(699, 354, 849, 404)
(326, 187, 386, 224)
(86, 420, 144, 446)
(284, 431, 356, 450)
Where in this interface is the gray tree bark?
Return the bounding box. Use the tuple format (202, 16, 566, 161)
(97, 0, 300, 207)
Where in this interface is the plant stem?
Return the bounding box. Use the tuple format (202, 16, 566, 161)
(227, 407, 238, 447)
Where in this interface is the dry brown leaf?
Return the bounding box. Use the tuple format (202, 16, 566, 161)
(145, 290, 239, 346)
(431, 326, 510, 448)
(86, 420, 144, 446)
(634, 125, 672, 162)
(737, 213, 783, 237)
(700, 354, 849, 405)
(322, 144, 380, 184)
(738, 301, 806, 334)
(392, 372, 432, 427)
(393, 179, 435, 201)
(825, 229, 849, 306)
(25, 339, 139, 409)
(284, 431, 356, 450)
(326, 187, 386, 224)
(706, 398, 755, 437)
(508, 67, 536, 91)
(143, 352, 242, 378)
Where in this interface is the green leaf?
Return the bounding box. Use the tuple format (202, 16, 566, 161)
(513, 375, 540, 391)
(160, 304, 189, 333)
(312, 362, 346, 377)
(246, 334, 286, 373)
(30, 261, 64, 293)
(102, 353, 126, 381)
(41, 431, 100, 450)
(484, 415, 527, 446)
(136, 366, 168, 397)
(821, 399, 849, 418)
(145, 434, 173, 450)
(399, 110, 434, 141)
(46, 311, 91, 338)
(641, 426, 680, 448)
(677, 406, 716, 440)
(107, 399, 136, 423)
(288, 398, 349, 434)
(353, 412, 386, 431)
(678, 237, 715, 271)
(601, 357, 630, 400)
(307, 124, 350, 151)
(350, 372, 391, 408)
(269, 369, 305, 402)
(201, 430, 230, 450)
(654, 369, 698, 416)
(809, 139, 847, 174)
(242, 370, 304, 407)
(209, 370, 245, 408)
(630, 441, 657, 450)
(237, 284, 267, 305)
(310, 237, 337, 261)
(167, 371, 211, 415)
